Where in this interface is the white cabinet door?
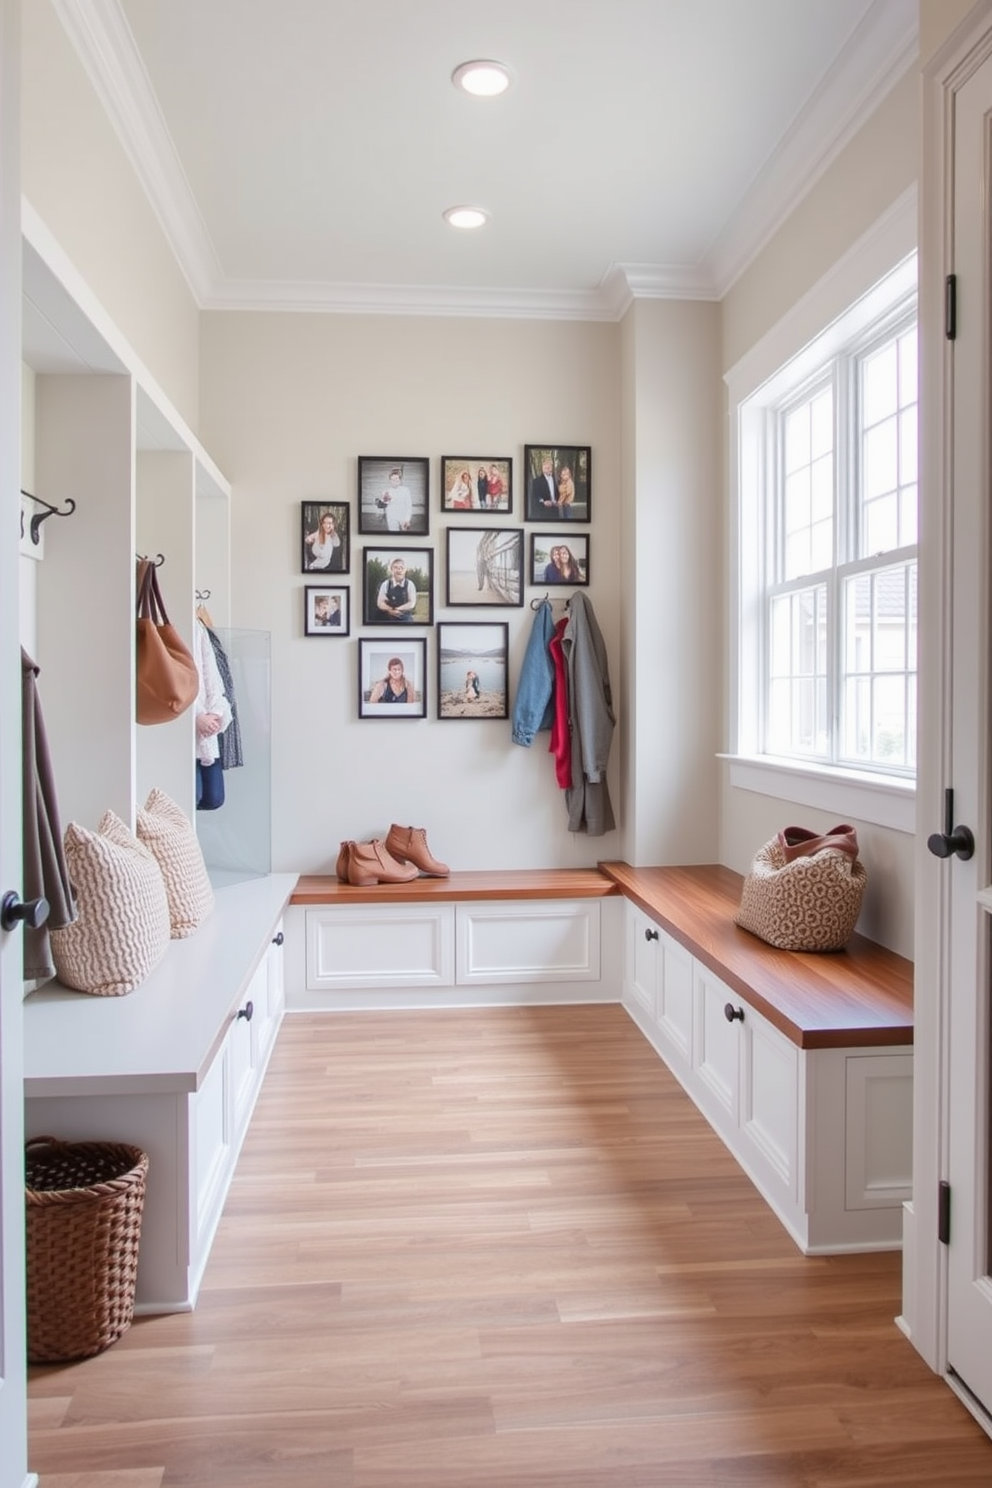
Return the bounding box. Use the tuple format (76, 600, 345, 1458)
(456, 900, 601, 984)
(693, 965, 741, 1130)
(307, 904, 455, 989)
(740, 1009, 799, 1201)
(656, 932, 694, 1068)
(627, 906, 659, 1020)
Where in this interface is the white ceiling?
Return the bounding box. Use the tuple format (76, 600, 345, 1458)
(54, 0, 917, 319)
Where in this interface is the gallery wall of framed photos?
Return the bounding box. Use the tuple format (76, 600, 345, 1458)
(295, 444, 594, 723)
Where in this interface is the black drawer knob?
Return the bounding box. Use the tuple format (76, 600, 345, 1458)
(724, 1003, 745, 1023)
(272, 931, 284, 946)
(1, 891, 49, 932)
(644, 928, 659, 942)
(237, 1000, 254, 1023)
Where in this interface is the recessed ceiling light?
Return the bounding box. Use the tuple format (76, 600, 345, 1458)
(452, 60, 511, 97)
(444, 206, 489, 230)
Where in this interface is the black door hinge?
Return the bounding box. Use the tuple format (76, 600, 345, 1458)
(946, 275, 957, 340)
(939, 1180, 951, 1245)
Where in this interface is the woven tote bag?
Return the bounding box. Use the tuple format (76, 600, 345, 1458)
(734, 824, 867, 952)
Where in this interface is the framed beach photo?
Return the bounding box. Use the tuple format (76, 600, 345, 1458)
(358, 456, 430, 536)
(362, 546, 434, 626)
(440, 456, 512, 514)
(300, 500, 349, 574)
(529, 533, 590, 588)
(304, 585, 350, 636)
(358, 638, 427, 719)
(445, 527, 524, 608)
(523, 444, 591, 523)
(437, 622, 509, 720)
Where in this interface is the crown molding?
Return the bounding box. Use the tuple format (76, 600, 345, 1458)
(706, 0, 919, 297)
(50, 0, 224, 303)
(53, 0, 919, 321)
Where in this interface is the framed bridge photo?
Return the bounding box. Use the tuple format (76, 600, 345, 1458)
(445, 527, 523, 608)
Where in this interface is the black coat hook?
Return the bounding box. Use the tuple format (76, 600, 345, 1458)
(20, 489, 77, 546)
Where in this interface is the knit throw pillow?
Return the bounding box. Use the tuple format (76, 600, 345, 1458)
(136, 788, 214, 938)
(50, 811, 171, 995)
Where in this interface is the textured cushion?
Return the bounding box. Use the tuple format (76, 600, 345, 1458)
(136, 788, 214, 938)
(50, 811, 171, 996)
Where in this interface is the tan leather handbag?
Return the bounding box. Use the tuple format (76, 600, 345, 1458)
(734, 824, 867, 952)
(135, 559, 199, 725)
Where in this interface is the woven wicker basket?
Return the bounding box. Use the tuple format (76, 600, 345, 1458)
(25, 1136, 148, 1363)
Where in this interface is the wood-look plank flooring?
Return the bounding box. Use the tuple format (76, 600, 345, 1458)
(27, 1005, 992, 1487)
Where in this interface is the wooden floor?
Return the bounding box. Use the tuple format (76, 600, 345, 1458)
(27, 1004, 992, 1487)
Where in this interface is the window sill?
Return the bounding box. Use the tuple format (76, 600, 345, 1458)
(720, 754, 916, 834)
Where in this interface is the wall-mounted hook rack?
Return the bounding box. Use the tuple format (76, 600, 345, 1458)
(20, 489, 77, 546)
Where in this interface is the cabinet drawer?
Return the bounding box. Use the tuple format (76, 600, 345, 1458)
(456, 900, 600, 984)
(844, 1053, 913, 1209)
(306, 904, 455, 989)
(740, 1011, 799, 1196)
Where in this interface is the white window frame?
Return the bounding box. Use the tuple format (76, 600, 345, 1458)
(724, 190, 917, 834)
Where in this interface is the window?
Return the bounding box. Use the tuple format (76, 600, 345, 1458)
(735, 257, 918, 793)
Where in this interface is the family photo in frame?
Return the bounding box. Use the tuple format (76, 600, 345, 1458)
(436, 622, 509, 720)
(523, 444, 591, 523)
(445, 528, 523, 608)
(529, 533, 589, 587)
(358, 457, 429, 536)
(440, 457, 512, 514)
(300, 500, 349, 573)
(304, 585, 349, 635)
(362, 546, 434, 626)
(358, 639, 426, 719)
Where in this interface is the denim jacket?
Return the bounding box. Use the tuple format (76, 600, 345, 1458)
(511, 599, 555, 746)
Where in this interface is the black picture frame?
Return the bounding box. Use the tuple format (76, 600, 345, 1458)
(304, 584, 350, 636)
(358, 638, 427, 719)
(445, 527, 524, 608)
(301, 500, 350, 574)
(362, 545, 434, 626)
(523, 444, 591, 523)
(358, 456, 430, 536)
(529, 533, 590, 588)
(436, 622, 509, 720)
(440, 456, 513, 514)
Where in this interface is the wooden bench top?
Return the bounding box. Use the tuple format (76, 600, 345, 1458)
(598, 861, 913, 1051)
(290, 868, 621, 906)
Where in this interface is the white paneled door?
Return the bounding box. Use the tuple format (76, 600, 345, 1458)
(944, 39, 992, 1423)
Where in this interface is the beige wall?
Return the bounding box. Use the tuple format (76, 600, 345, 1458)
(20, 0, 200, 428)
(622, 297, 722, 867)
(199, 309, 628, 874)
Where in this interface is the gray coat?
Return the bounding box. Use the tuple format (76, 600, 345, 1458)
(561, 594, 616, 836)
(22, 649, 76, 980)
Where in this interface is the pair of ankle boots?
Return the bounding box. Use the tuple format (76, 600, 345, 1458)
(336, 825, 449, 887)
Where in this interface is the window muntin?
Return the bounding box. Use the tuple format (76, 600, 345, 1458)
(762, 310, 917, 776)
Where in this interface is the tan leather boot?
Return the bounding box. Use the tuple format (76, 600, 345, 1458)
(336, 840, 354, 882)
(384, 824, 450, 877)
(347, 839, 419, 887)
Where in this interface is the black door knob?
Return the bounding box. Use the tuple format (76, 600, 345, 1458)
(928, 788, 974, 861)
(0, 892, 50, 933)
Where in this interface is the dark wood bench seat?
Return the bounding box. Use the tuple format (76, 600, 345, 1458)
(291, 861, 912, 1053)
(290, 867, 621, 906)
(598, 861, 913, 1051)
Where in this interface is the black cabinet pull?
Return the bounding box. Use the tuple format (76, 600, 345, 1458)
(0, 892, 49, 932)
(272, 931, 284, 946)
(237, 1000, 254, 1023)
(724, 1002, 745, 1023)
(644, 927, 659, 942)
